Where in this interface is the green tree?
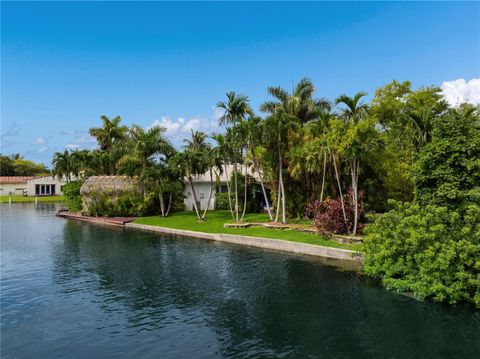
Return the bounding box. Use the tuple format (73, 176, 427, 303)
(89, 115, 128, 174)
(216, 91, 253, 222)
(414, 106, 480, 209)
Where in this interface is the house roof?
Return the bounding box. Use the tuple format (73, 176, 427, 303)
(0, 176, 36, 184)
(187, 164, 261, 183)
(80, 176, 138, 195)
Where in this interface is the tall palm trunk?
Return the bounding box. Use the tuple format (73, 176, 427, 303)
(165, 192, 172, 217)
(332, 153, 347, 225)
(159, 191, 165, 217)
(224, 164, 235, 220)
(240, 162, 248, 221)
(320, 151, 327, 202)
(233, 163, 239, 222)
(280, 159, 286, 223)
(258, 168, 273, 220)
(188, 176, 202, 220)
(350, 157, 360, 236)
(201, 169, 214, 220)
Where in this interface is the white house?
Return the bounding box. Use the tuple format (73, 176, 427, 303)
(183, 165, 262, 211)
(0, 176, 35, 196)
(26, 175, 69, 196)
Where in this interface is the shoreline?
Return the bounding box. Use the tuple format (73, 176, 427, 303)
(56, 211, 362, 263)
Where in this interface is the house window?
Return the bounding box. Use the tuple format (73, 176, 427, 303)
(35, 184, 56, 196)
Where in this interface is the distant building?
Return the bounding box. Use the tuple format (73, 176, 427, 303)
(26, 175, 69, 196)
(183, 164, 262, 211)
(0, 176, 35, 196)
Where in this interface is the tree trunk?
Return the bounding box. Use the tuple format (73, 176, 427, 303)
(201, 169, 214, 220)
(159, 191, 165, 217)
(188, 176, 202, 220)
(165, 192, 172, 217)
(332, 153, 347, 225)
(351, 158, 359, 236)
(234, 163, 239, 222)
(279, 159, 286, 223)
(320, 151, 327, 202)
(240, 163, 248, 221)
(274, 174, 281, 223)
(224, 164, 235, 220)
(258, 168, 273, 220)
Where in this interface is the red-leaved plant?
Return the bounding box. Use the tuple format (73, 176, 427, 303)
(305, 189, 365, 235)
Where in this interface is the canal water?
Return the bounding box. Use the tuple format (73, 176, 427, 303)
(1, 203, 479, 358)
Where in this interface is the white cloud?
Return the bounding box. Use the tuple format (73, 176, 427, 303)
(65, 144, 79, 150)
(32, 137, 47, 145)
(441, 78, 480, 107)
(37, 146, 48, 153)
(213, 106, 225, 121)
(148, 116, 182, 136)
(147, 116, 220, 136)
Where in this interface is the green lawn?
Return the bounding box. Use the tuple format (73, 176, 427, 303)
(0, 195, 64, 203)
(134, 210, 362, 251)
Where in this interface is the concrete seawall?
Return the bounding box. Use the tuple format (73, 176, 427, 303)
(126, 222, 362, 262)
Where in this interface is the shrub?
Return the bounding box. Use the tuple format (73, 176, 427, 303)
(62, 181, 83, 212)
(363, 201, 480, 306)
(414, 108, 480, 209)
(86, 190, 150, 217)
(215, 192, 230, 210)
(305, 189, 365, 234)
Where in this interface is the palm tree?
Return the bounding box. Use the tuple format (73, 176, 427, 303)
(260, 78, 330, 124)
(180, 130, 211, 221)
(335, 92, 369, 235)
(52, 150, 76, 182)
(211, 133, 236, 220)
(264, 111, 299, 223)
(89, 115, 128, 174)
(216, 92, 253, 222)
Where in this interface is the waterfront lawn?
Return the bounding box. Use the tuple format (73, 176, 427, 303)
(135, 210, 362, 251)
(0, 195, 64, 203)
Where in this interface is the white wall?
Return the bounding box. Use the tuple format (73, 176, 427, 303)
(0, 183, 27, 196)
(26, 176, 68, 196)
(183, 182, 216, 211)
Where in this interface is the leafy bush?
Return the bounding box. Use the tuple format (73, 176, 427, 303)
(363, 201, 480, 306)
(86, 190, 150, 217)
(215, 192, 230, 210)
(62, 181, 83, 212)
(305, 189, 365, 234)
(414, 108, 480, 209)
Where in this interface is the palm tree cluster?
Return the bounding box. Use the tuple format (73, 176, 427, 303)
(53, 78, 469, 233)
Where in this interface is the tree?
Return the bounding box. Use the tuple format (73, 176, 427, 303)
(52, 150, 76, 182)
(89, 115, 128, 174)
(260, 78, 330, 124)
(216, 91, 253, 221)
(414, 106, 480, 209)
(178, 131, 211, 221)
(335, 92, 376, 235)
(263, 111, 300, 223)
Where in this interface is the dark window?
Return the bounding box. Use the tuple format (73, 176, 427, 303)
(35, 184, 40, 195)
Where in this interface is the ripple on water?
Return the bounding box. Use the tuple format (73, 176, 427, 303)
(1, 203, 480, 359)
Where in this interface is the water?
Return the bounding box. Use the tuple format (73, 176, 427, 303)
(1, 203, 479, 358)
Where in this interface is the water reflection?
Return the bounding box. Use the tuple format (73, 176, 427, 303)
(2, 204, 480, 358)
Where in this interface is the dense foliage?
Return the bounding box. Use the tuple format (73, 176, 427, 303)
(1, 154, 49, 176)
(62, 181, 83, 212)
(85, 190, 150, 217)
(364, 106, 480, 306)
(414, 107, 480, 209)
(364, 202, 480, 306)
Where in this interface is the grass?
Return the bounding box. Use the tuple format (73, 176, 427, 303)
(134, 210, 362, 251)
(0, 195, 64, 203)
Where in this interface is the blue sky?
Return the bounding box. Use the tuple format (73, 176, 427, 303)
(1, 1, 479, 166)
